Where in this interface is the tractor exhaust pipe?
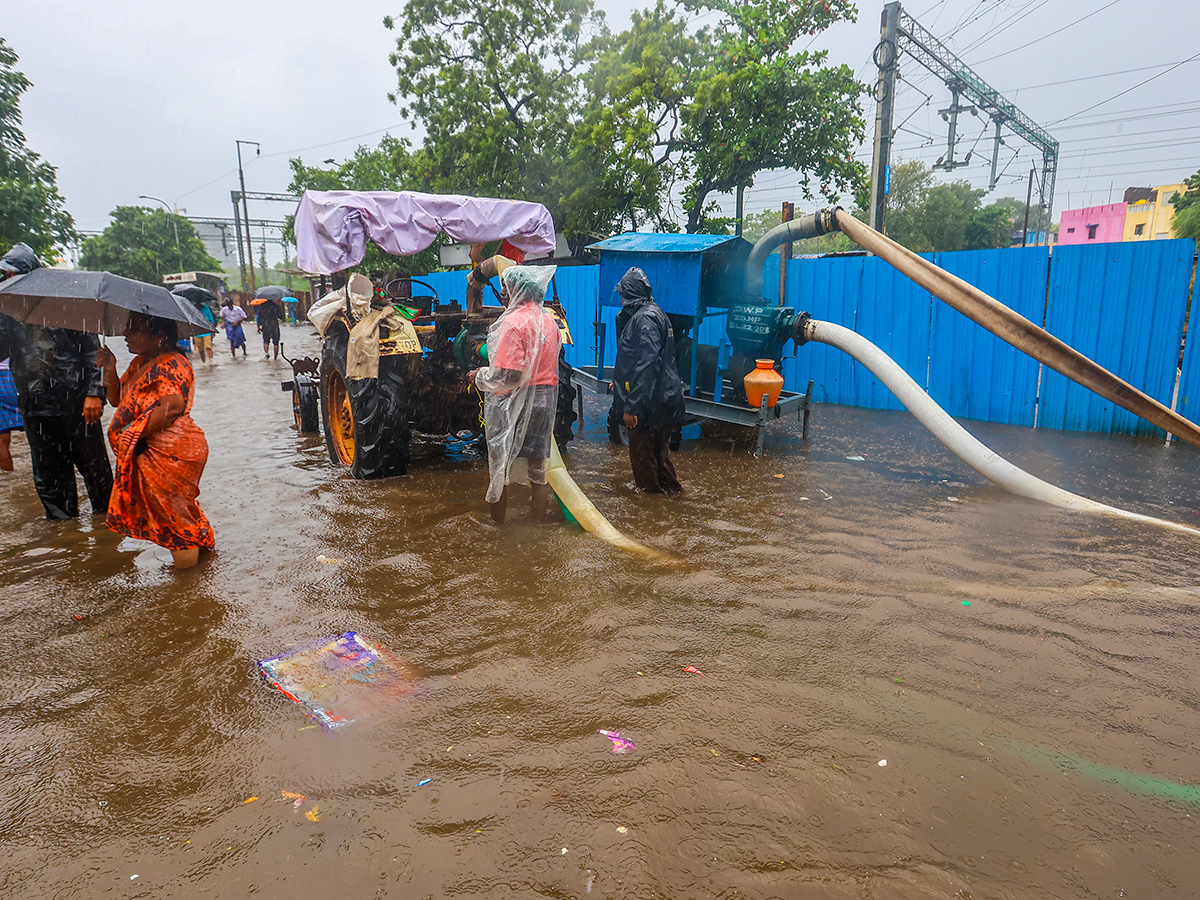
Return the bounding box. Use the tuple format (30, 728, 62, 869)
(466, 255, 516, 314)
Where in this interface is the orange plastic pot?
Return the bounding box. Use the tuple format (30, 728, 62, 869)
(744, 359, 784, 409)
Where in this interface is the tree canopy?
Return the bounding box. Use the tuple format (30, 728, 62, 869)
(355, 0, 867, 245)
(79, 206, 222, 285)
(873, 159, 1030, 253)
(0, 38, 76, 260)
(1170, 169, 1200, 241)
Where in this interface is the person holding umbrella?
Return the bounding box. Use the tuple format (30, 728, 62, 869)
(95, 313, 215, 569)
(0, 243, 113, 519)
(252, 285, 286, 360)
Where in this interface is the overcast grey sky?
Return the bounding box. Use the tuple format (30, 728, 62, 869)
(6, 0, 1198, 242)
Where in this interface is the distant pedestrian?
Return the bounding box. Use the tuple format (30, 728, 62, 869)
(468, 265, 560, 524)
(612, 267, 684, 494)
(255, 294, 284, 359)
(0, 243, 113, 518)
(220, 298, 247, 358)
(193, 302, 217, 362)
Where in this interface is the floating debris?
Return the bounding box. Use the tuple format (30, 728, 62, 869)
(598, 729, 636, 754)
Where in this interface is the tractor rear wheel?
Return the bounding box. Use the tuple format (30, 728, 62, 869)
(319, 327, 413, 479)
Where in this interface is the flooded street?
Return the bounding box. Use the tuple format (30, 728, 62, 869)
(4, 323, 1200, 898)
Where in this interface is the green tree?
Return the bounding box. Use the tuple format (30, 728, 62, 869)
(878, 159, 1024, 252)
(381, 0, 866, 241)
(0, 38, 76, 259)
(558, 1, 698, 241)
(384, 0, 601, 209)
(1171, 169, 1200, 240)
(79, 206, 222, 284)
(674, 0, 866, 232)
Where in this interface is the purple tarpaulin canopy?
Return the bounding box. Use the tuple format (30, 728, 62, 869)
(294, 190, 557, 275)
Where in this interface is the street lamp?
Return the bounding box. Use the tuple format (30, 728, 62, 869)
(236, 140, 260, 291)
(139, 194, 183, 272)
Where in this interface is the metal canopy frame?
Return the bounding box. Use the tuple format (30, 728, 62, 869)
(868, 1, 1059, 240)
(229, 191, 303, 290)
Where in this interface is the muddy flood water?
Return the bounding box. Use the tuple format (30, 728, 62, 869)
(4, 324, 1200, 899)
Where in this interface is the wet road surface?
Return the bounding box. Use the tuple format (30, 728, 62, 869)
(3, 324, 1200, 898)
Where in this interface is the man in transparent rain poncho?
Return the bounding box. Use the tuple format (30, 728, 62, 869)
(468, 265, 561, 524)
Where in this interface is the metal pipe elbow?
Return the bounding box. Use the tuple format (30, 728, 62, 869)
(744, 208, 840, 299)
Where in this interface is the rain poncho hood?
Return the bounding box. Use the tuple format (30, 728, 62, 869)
(615, 267, 652, 305)
(474, 265, 560, 503)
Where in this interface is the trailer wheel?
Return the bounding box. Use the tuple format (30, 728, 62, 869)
(319, 327, 413, 479)
(292, 375, 320, 433)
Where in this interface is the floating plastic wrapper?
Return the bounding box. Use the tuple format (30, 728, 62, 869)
(257, 632, 414, 729)
(598, 729, 636, 754)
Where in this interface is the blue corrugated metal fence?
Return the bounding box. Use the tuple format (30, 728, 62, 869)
(409, 237, 1197, 437)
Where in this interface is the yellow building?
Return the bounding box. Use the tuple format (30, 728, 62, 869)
(1123, 183, 1186, 241)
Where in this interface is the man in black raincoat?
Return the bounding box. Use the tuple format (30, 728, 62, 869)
(613, 267, 684, 494)
(0, 243, 113, 519)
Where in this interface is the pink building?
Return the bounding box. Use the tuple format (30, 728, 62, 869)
(1058, 202, 1127, 245)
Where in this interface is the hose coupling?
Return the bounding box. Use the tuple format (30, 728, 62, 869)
(815, 207, 842, 236)
(792, 311, 812, 346)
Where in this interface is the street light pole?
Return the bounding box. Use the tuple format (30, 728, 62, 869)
(139, 194, 183, 273)
(236, 140, 260, 292)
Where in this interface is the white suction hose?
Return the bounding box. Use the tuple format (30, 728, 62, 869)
(804, 318, 1200, 538)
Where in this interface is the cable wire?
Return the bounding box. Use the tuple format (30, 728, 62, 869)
(1051, 51, 1200, 125)
(973, 0, 1123, 64)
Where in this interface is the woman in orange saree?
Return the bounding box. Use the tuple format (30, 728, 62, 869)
(96, 313, 215, 569)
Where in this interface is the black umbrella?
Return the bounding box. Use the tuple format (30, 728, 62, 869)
(254, 285, 287, 302)
(0, 268, 213, 337)
(170, 284, 218, 307)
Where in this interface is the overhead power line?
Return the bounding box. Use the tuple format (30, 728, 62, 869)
(958, 0, 1051, 55)
(1051, 51, 1200, 125)
(998, 61, 1197, 93)
(973, 0, 1124, 64)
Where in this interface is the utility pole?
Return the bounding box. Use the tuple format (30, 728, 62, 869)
(231, 197, 247, 289)
(1022, 168, 1035, 247)
(867, 1, 901, 233)
(139, 195, 183, 273)
(869, 3, 1059, 239)
(235, 140, 260, 291)
(735, 184, 746, 236)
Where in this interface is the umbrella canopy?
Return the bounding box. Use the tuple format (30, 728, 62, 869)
(254, 285, 287, 302)
(170, 284, 218, 307)
(0, 268, 213, 337)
